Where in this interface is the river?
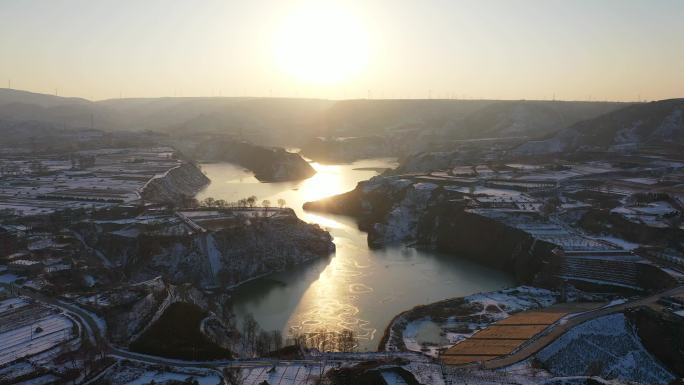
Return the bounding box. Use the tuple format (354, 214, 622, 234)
(196, 158, 514, 351)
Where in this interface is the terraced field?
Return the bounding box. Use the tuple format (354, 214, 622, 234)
(0, 297, 75, 366)
(441, 309, 567, 365)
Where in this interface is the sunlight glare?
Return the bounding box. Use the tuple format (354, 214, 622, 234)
(274, 2, 370, 85)
(298, 162, 344, 202)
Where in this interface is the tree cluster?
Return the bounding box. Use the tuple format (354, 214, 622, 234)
(289, 328, 357, 353)
(197, 196, 287, 210)
(239, 313, 283, 357)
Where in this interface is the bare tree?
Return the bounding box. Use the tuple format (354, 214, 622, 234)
(256, 330, 273, 356)
(277, 198, 286, 209)
(288, 328, 306, 351)
(272, 330, 283, 351)
(241, 313, 260, 357)
(336, 329, 356, 352)
(181, 195, 199, 208)
(246, 196, 257, 208)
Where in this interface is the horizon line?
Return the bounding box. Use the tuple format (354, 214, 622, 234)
(0, 87, 670, 104)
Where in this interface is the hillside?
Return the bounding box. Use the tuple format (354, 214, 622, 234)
(515, 99, 684, 155)
(0, 88, 626, 155)
(0, 88, 90, 107)
(445, 100, 627, 140)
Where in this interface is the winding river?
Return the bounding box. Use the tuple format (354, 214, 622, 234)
(196, 158, 514, 350)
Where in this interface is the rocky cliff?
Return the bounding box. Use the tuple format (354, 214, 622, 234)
(74, 209, 335, 289)
(183, 138, 316, 181)
(80, 277, 233, 347)
(304, 176, 552, 283)
(140, 162, 210, 204)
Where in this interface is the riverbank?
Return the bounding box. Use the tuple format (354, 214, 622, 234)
(197, 159, 515, 351)
(380, 286, 558, 356)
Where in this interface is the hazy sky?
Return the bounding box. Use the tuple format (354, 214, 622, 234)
(1, 0, 683, 101)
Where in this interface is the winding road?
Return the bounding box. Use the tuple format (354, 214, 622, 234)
(1, 282, 424, 370)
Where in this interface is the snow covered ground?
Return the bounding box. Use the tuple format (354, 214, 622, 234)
(583, 235, 640, 251)
(0, 297, 29, 312)
(239, 363, 337, 385)
(610, 201, 682, 229)
(0, 304, 75, 365)
(0, 147, 183, 215)
(124, 370, 221, 385)
(394, 286, 557, 357)
(535, 313, 675, 385)
(102, 362, 221, 385)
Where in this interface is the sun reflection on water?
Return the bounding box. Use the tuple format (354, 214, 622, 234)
(198, 158, 514, 350)
(295, 162, 346, 203)
(286, 244, 378, 342)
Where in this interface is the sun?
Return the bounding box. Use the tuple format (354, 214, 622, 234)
(274, 2, 370, 85)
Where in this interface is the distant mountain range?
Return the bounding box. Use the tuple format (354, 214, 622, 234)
(4, 88, 681, 158)
(515, 98, 684, 155)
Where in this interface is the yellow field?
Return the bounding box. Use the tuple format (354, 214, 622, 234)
(474, 324, 548, 339)
(441, 339, 525, 356)
(441, 309, 568, 366)
(441, 355, 498, 365)
(494, 312, 566, 325)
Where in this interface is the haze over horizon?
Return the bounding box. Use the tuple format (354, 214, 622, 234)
(2, 0, 683, 102)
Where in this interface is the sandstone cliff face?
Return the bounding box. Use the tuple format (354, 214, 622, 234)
(140, 162, 210, 203)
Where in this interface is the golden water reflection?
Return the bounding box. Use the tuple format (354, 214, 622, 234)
(198, 158, 515, 350)
(287, 234, 378, 342)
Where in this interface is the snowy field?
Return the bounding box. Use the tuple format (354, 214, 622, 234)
(394, 286, 556, 357)
(536, 313, 675, 385)
(240, 364, 331, 385)
(0, 147, 180, 215)
(611, 201, 683, 229)
(124, 370, 221, 385)
(101, 362, 221, 385)
(0, 298, 75, 366)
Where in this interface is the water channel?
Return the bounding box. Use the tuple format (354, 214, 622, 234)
(196, 159, 514, 350)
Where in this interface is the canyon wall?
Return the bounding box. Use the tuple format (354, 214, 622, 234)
(305, 176, 554, 284)
(74, 210, 335, 290)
